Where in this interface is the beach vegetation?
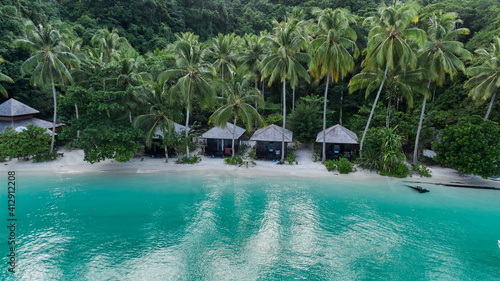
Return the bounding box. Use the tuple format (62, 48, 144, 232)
(0, 125, 52, 160)
(309, 7, 358, 162)
(434, 116, 500, 178)
(412, 163, 432, 178)
(288, 98, 322, 143)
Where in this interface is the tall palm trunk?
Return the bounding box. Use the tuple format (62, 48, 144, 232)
(232, 111, 237, 158)
(292, 88, 295, 111)
(185, 78, 192, 158)
(359, 64, 389, 158)
(221, 66, 224, 107)
(261, 78, 265, 100)
(255, 79, 259, 129)
(413, 81, 431, 164)
(386, 89, 393, 128)
(340, 76, 343, 126)
(485, 89, 497, 120)
(162, 127, 169, 163)
(322, 75, 330, 162)
(75, 103, 80, 138)
(50, 68, 56, 153)
(281, 67, 286, 163)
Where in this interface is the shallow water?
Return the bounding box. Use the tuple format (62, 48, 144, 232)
(1, 172, 500, 280)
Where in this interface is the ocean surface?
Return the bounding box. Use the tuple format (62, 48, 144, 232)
(1, 172, 500, 280)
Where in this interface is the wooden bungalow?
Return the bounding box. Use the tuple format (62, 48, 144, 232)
(250, 124, 293, 160)
(0, 98, 63, 135)
(201, 123, 246, 157)
(145, 122, 187, 157)
(316, 124, 358, 160)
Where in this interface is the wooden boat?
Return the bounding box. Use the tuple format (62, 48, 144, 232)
(407, 185, 429, 193)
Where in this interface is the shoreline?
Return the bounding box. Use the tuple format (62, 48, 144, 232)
(1, 148, 498, 188)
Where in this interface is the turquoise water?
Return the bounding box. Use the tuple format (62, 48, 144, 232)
(1, 172, 500, 280)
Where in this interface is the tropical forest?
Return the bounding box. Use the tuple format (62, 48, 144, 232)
(0, 0, 499, 178)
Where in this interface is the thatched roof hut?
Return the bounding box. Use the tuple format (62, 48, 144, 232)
(250, 124, 293, 142)
(201, 123, 246, 156)
(153, 122, 187, 137)
(316, 124, 358, 160)
(201, 123, 245, 140)
(250, 124, 293, 159)
(316, 124, 358, 144)
(0, 98, 63, 135)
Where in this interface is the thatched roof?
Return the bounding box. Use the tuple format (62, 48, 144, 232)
(201, 123, 246, 139)
(316, 124, 358, 144)
(0, 118, 62, 135)
(153, 122, 187, 137)
(250, 124, 293, 142)
(0, 98, 39, 117)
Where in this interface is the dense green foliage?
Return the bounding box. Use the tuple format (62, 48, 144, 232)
(0, 0, 498, 175)
(323, 157, 354, 174)
(434, 116, 500, 178)
(0, 125, 52, 160)
(288, 99, 323, 142)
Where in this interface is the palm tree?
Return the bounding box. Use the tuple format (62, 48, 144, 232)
(158, 32, 215, 158)
(240, 33, 268, 94)
(209, 68, 264, 158)
(133, 82, 181, 163)
(207, 33, 238, 105)
(413, 12, 471, 163)
(350, 0, 425, 157)
(349, 65, 433, 126)
(309, 8, 359, 162)
(261, 18, 311, 163)
(91, 28, 130, 63)
(15, 21, 79, 153)
(0, 57, 14, 98)
(464, 36, 500, 120)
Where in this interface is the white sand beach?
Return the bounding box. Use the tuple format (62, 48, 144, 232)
(1, 146, 498, 188)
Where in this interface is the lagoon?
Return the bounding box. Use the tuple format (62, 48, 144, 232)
(1, 172, 500, 280)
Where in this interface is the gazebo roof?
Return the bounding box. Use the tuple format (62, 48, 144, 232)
(250, 124, 293, 142)
(0, 118, 62, 135)
(0, 98, 39, 117)
(201, 123, 246, 139)
(153, 122, 187, 137)
(316, 124, 358, 144)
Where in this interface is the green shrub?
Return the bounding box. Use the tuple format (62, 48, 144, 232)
(381, 162, 410, 178)
(33, 152, 59, 162)
(337, 157, 354, 174)
(180, 155, 201, 164)
(412, 163, 432, 177)
(324, 160, 337, 171)
(247, 148, 256, 159)
(224, 156, 243, 165)
(286, 151, 296, 165)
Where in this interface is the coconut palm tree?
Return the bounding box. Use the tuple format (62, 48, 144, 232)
(240, 33, 268, 94)
(349, 0, 425, 157)
(15, 21, 79, 153)
(0, 57, 14, 98)
(133, 82, 182, 163)
(261, 18, 311, 163)
(209, 67, 264, 158)
(207, 33, 238, 105)
(91, 28, 130, 63)
(158, 32, 215, 158)
(413, 12, 471, 163)
(349, 65, 434, 126)
(464, 36, 500, 120)
(309, 8, 359, 162)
